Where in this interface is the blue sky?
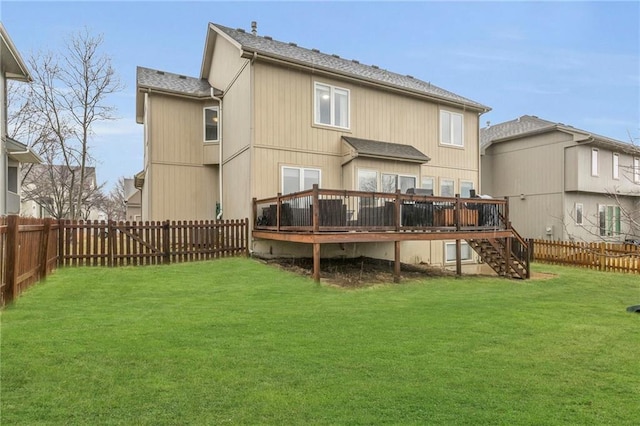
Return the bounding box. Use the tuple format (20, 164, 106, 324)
(2, 1, 639, 190)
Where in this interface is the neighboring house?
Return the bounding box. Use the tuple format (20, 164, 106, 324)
(481, 115, 640, 242)
(21, 164, 103, 220)
(1, 22, 41, 215)
(136, 22, 494, 269)
(124, 178, 141, 221)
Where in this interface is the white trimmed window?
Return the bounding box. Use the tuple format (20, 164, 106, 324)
(282, 166, 321, 194)
(358, 169, 377, 192)
(421, 177, 434, 195)
(445, 241, 473, 263)
(575, 203, 583, 225)
(599, 204, 621, 237)
(460, 181, 474, 198)
(314, 82, 350, 129)
(8, 166, 18, 193)
(204, 107, 219, 142)
(440, 178, 455, 197)
(382, 174, 417, 193)
(591, 148, 598, 176)
(613, 153, 619, 180)
(634, 157, 640, 183)
(440, 110, 464, 147)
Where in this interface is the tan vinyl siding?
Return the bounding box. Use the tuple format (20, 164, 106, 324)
(567, 145, 639, 195)
(221, 65, 252, 162)
(222, 151, 251, 219)
(207, 34, 248, 91)
(252, 62, 480, 198)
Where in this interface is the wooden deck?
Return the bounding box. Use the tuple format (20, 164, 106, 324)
(253, 185, 530, 281)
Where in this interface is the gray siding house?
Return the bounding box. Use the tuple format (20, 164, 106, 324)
(481, 115, 640, 242)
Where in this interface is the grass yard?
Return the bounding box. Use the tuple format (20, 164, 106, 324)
(1, 258, 639, 425)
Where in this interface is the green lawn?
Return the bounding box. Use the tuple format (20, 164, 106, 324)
(1, 258, 638, 425)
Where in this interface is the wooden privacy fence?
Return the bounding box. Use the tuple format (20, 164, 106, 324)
(1, 217, 249, 306)
(59, 219, 250, 267)
(532, 239, 640, 274)
(0, 216, 59, 306)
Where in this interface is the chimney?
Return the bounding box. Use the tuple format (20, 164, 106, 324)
(251, 21, 257, 35)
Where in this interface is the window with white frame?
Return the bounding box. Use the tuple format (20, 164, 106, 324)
(204, 107, 219, 142)
(381, 173, 417, 193)
(444, 241, 473, 263)
(421, 177, 434, 195)
(591, 148, 598, 176)
(358, 169, 377, 192)
(599, 204, 620, 237)
(314, 82, 349, 129)
(440, 110, 463, 147)
(282, 166, 321, 194)
(440, 178, 455, 197)
(575, 203, 583, 225)
(8, 166, 18, 193)
(460, 181, 474, 198)
(613, 153, 619, 180)
(635, 157, 640, 183)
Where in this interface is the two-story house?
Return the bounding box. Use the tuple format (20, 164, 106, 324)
(1, 22, 41, 215)
(136, 22, 510, 271)
(481, 115, 640, 242)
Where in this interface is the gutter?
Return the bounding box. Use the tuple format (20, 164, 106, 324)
(211, 88, 224, 220)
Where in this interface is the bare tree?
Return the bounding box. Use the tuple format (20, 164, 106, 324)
(96, 177, 126, 221)
(11, 28, 123, 219)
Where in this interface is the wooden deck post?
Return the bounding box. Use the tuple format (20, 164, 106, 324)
(394, 241, 401, 283)
(455, 194, 461, 231)
(276, 193, 282, 232)
(395, 189, 401, 231)
(313, 242, 321, 282)
(312, 185, 320, 233)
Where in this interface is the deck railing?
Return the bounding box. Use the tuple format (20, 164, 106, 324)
(253, 185, 508, 233)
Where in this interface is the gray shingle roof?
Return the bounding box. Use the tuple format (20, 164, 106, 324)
(481, 115, 640, 154)
(137, 66, 217, 97)
(342, 136, 430, 163)
(480, 115, 555, 149)
(212, 24, 489, 112)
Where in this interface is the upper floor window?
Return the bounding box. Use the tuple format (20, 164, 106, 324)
(440, 110, 463, 147)
(282, 166, 321, 195)
(314, 82, 350, 129)
(381, 174, 417, 193)
(613, 153, 619, 180)
(634, 157, 640, 183)
(591, 148, 598, 176)
(204, 107, 219, 142)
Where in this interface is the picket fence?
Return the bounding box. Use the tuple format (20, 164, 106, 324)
(532, 239, 640, 274)
(0, 216, 249, 306)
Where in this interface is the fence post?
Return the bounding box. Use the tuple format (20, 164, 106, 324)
(39, 218, 52, 280)
(599, 242, 606, 271)
(107, 221, 114, 267)
(58, 219, 65, 267)
(4, 215, 19, 304)
(244, 218, 250, 257)
(163, 221, 170, 264)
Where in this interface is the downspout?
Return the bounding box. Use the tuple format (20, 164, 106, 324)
(211, 88, 223, 219)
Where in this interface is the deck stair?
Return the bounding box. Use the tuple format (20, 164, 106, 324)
(467, 236, 529, 279)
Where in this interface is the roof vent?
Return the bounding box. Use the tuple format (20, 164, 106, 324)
(486, 121, 491, 128)
(332, 54, 340, 58)
(352, 59, 360, 64)
(156, 71, 165, 75)
(237, 28, 245, 33)
(372, 65, 379, 69)
(406, 74, 414, 79)
(178, 75, 187, 80)
(264, 35, 272, 40)
(312, 48, 320, 53)
(289, 42, 297, 47)
(251, 21, 257, 36)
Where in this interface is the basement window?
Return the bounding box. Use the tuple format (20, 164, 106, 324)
(444, 241, 473, 263)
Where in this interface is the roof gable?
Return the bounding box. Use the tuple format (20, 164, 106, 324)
(205, 23, 489, 112)
(0, 23, 31, 81)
